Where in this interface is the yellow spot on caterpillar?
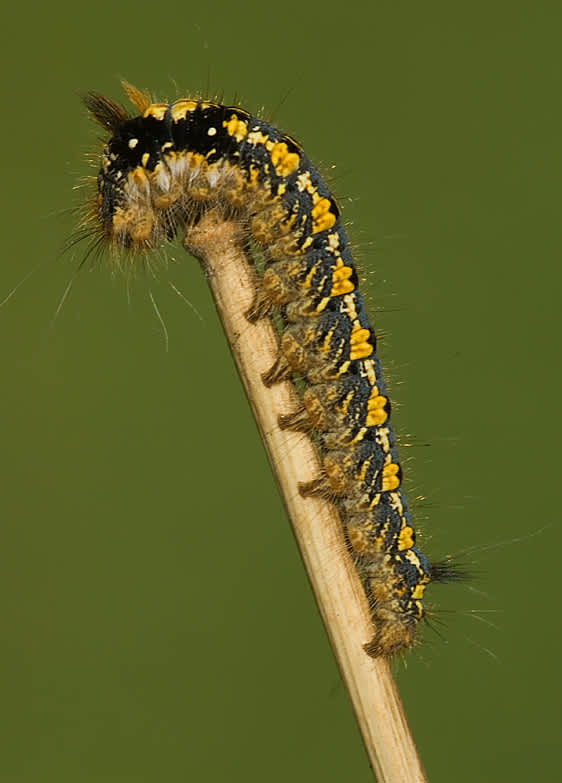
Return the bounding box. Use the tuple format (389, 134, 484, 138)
(364, 359, 377, 387)
(296, 171, 314, 192)
(398, 526, 414, 551)
(223, 114, 248, 141)
(405, 549, 422, 569)
(366, 391, 389, 426)
(311, 196, 336, 234)
(141, 152, 150, 168)
(388, 491, 404, 516)
(143, 103, 168, 121)
(375, 426, 391, 451)
(381, 460, 400, 491)
(341, 292, 359, 319)
(327, 233, 340, 251)
(411, 585, 426, 601)
(350, 342, 373, 361)
(247, 130, 270, 146)
(349, 321, 373, 361)
(270, 142, 300, 177)
(330, 259, 355, 297)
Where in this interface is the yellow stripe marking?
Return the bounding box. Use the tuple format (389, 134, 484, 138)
(223, 115, 248, 141)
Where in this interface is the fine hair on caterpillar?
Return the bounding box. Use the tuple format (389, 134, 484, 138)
(80, 79, 461, 657)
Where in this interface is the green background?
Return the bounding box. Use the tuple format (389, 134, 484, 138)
(0, 1, 559, 780)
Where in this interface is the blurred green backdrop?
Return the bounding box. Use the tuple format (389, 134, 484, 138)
(0, 1, 559, 781)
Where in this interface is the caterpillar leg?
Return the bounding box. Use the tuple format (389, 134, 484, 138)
(363, 612, 416, 658)
(278, 406, 312, 432)
(262, 354, 291, 387)
(245, 290, 272, 323)
(298, 475, 336, 499)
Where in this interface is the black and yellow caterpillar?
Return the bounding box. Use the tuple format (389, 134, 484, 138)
(82, 82, 453, 656)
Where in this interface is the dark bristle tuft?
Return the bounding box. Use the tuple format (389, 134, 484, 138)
(430, 559, 470, 583)
(82, 92, 130, 132)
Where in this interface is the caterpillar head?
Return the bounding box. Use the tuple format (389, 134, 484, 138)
(82, 85, 177, 251)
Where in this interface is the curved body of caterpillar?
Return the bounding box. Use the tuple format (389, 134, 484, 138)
(83, 83, 439, 656)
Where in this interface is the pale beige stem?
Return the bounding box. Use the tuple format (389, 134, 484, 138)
(183, 210, 427, 783)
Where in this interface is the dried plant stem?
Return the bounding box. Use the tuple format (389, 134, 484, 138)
(183, 210, 427, 783)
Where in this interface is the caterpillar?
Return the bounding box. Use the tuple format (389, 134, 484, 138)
(80, 81, 454, 657)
